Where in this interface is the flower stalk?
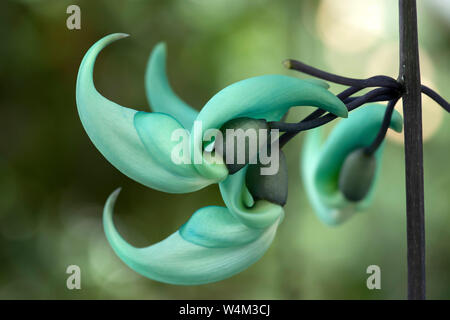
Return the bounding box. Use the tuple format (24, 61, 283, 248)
(398, 0, 426, 300)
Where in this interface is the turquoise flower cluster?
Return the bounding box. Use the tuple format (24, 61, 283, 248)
(76, 34, 402, 285)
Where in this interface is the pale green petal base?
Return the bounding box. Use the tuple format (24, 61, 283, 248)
(301, 104, 403, 225)
(134, 111, 209, 180)
(104, 189, 280, 285)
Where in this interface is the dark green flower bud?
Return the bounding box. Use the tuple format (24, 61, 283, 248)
(245, 150, 288, 206)
(217, 117, 269, 174)
(338, 149, 376, 202)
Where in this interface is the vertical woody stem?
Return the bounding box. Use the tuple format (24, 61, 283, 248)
(398, 0, 426, 300)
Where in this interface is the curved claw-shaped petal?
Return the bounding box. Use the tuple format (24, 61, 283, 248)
(219, 167, 285, 229)
(145, 43, 198, 130)
(104, 189, 280, 285)
(192, 75, 348, 181)
(301, 103, 403, 225)
(76, 34, 209, 193)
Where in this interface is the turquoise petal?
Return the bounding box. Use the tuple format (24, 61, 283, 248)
(104, 189, 280, 285)
(192, 75, 348, 181)
(301, 103, 403, 225)
(179, 206, 264, 248)
(76, 34, 209, 193)
(134, 111, 214, 184)
(145, 43, 198, 130)
(303, 78, 330, 89)
(220, 167, 285, 229)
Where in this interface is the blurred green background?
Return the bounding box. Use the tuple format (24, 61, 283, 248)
(1, 0, 449, 299)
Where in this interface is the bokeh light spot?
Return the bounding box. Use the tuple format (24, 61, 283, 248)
(317, 0, 385, 53)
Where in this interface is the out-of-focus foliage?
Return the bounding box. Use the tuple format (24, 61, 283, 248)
(0, 0, 449, 299)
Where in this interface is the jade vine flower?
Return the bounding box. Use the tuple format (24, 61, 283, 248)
(76, 33, 349, 285)
(301, 104, 403, 225)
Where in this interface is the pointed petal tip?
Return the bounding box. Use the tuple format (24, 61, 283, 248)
(115, 33, 130, 39)
(338, 103, 349, 118)
(323, 96, 348, 118)
(303, 78, 331, 90)
(100, 33, 130, 44)
(149, 42, 167, 63)
(154, 41, 167, 51)
(112, 187, 122, 197)
(77, 33, 130, 87)
(390, 109, 403, 133)
(105, 188, 122, 217)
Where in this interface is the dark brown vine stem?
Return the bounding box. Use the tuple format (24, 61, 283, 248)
(364, 97, 400, 156)
(399, 0, 426, 300)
